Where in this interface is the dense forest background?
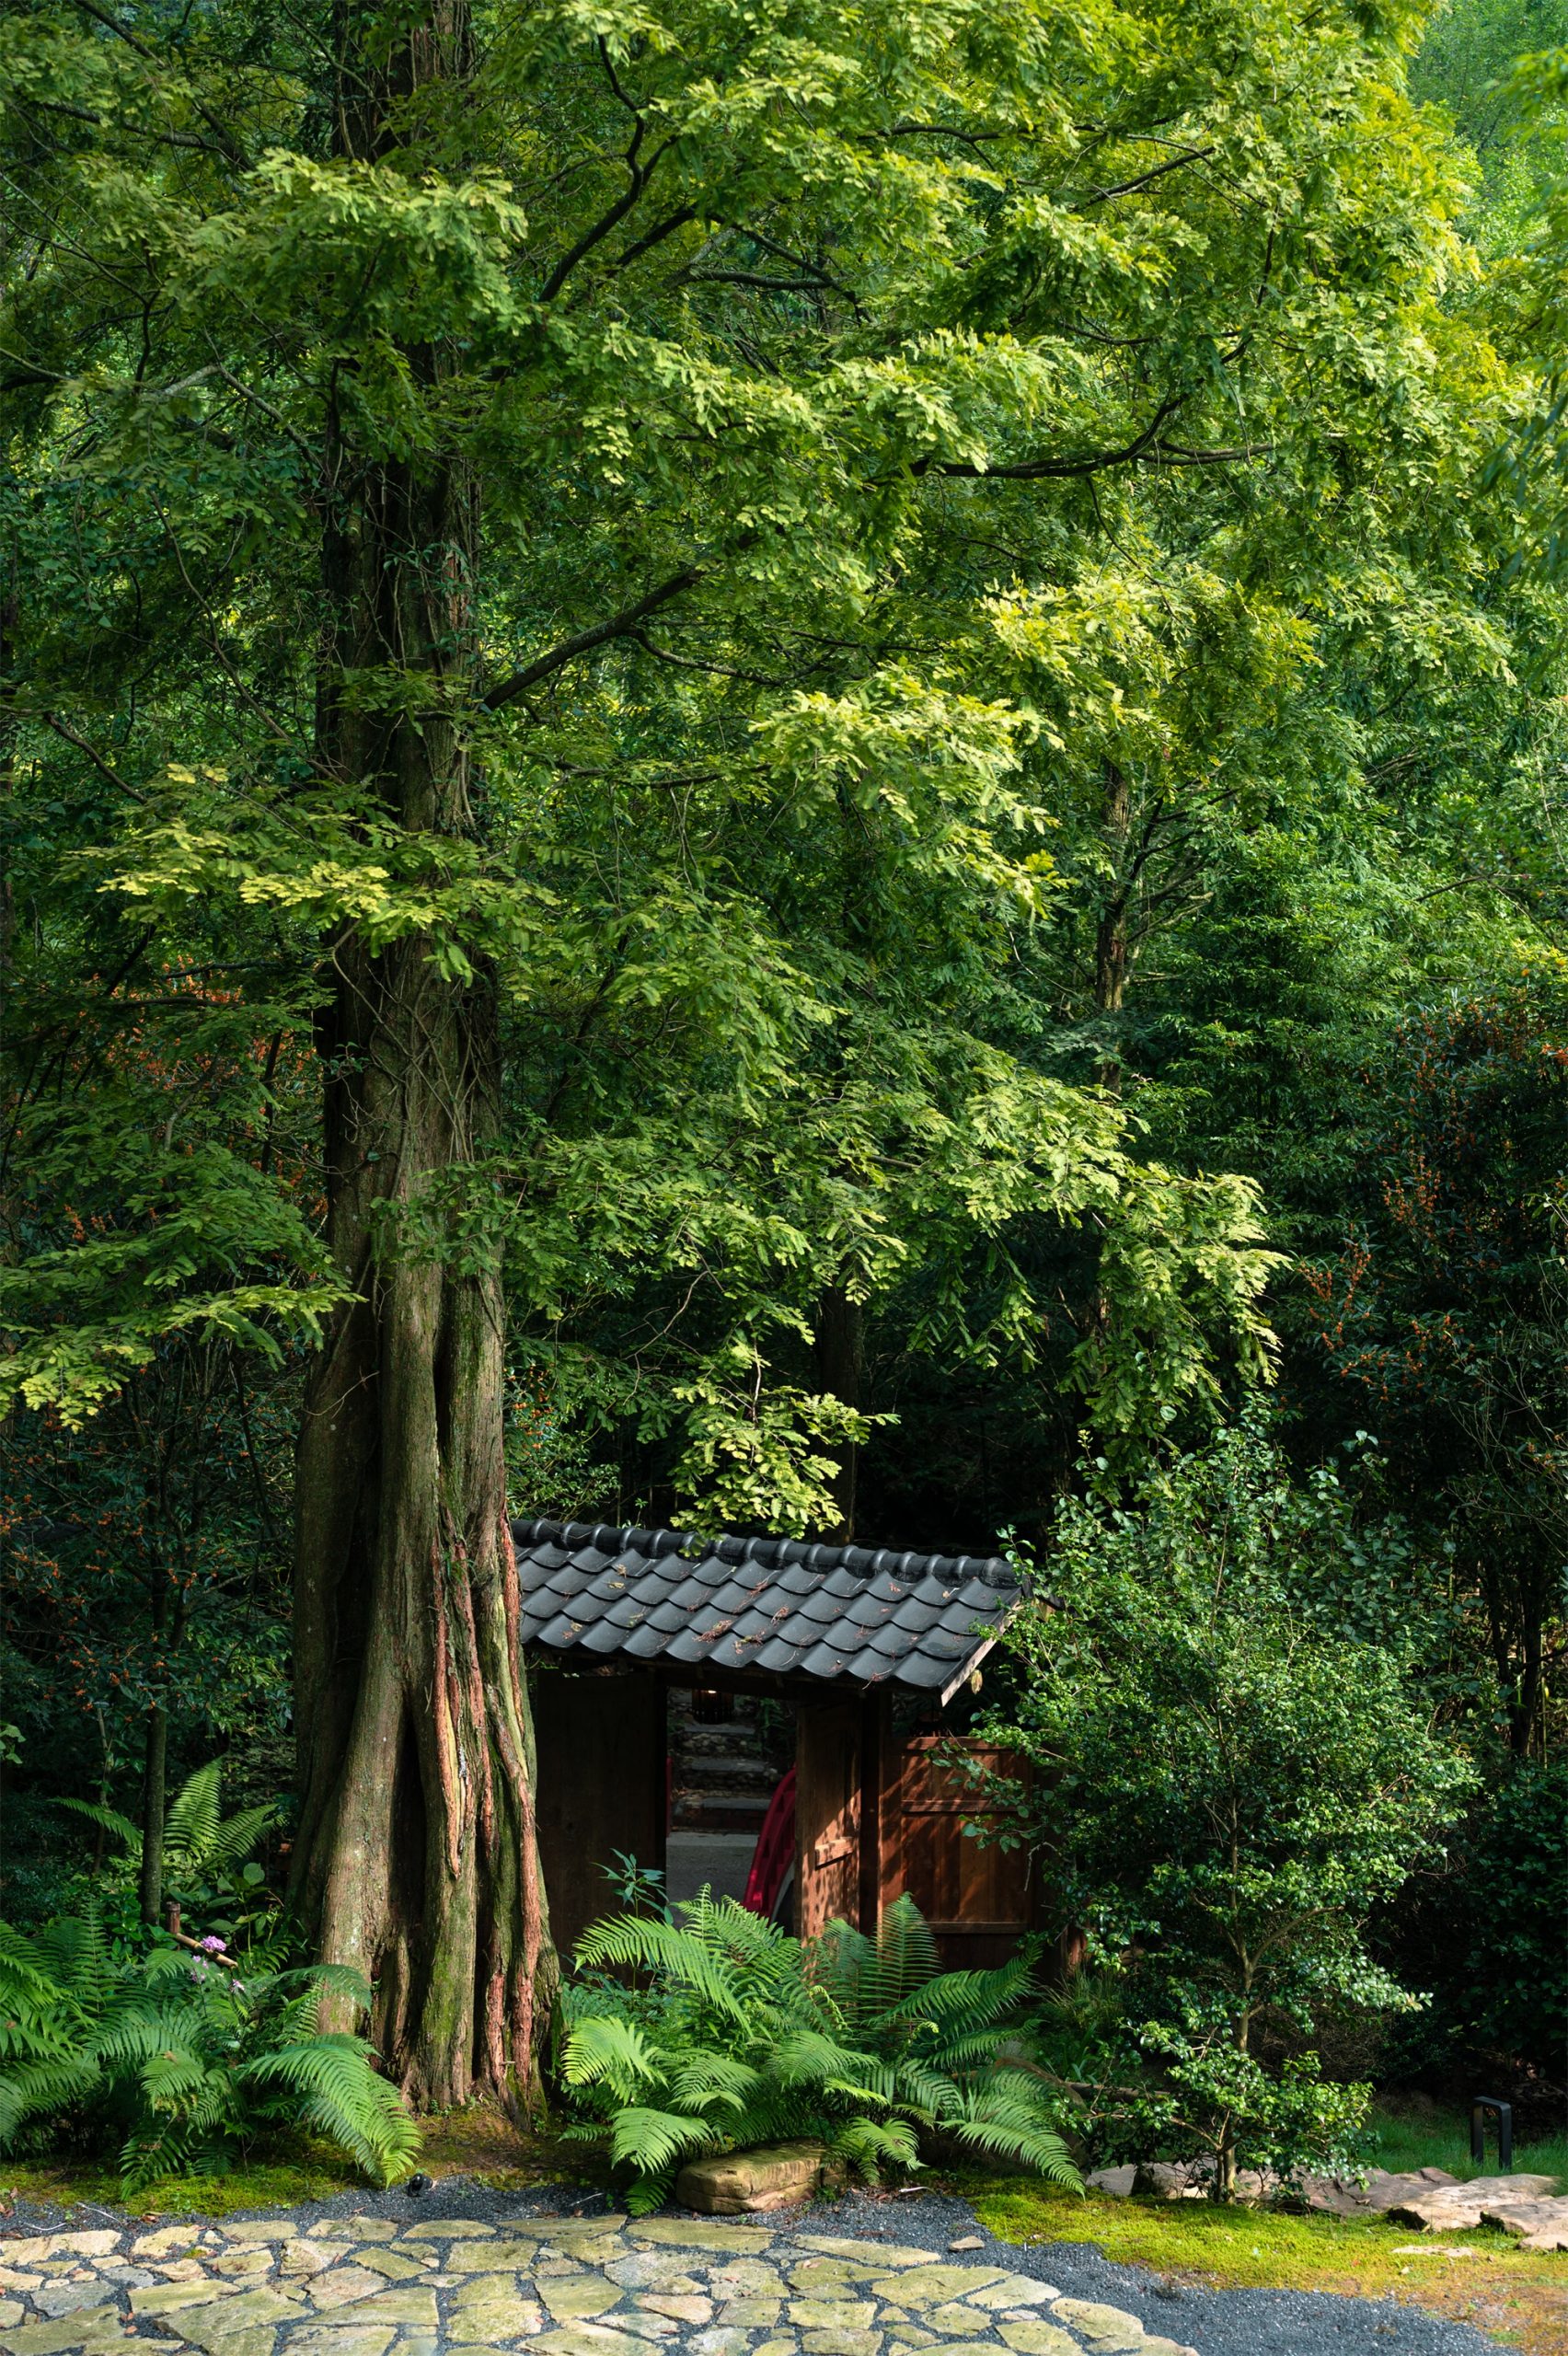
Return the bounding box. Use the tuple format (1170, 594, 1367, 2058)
(1, 0, 1563, 2125)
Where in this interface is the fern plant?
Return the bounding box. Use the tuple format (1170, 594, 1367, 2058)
(59, 1762, 282, 1952)
(1, 1764, 420, 2191)
(0, 1908, 420, 2190)
(561, 1892, 1079, 2212)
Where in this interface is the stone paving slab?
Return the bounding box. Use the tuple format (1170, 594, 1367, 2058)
(0, 2213, 1186, 2356)
(0, 2184, 1523, 2356)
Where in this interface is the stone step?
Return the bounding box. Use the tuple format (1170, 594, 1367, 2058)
(679, 1753, 777, 1793)
(671, 1792, 769, 1831)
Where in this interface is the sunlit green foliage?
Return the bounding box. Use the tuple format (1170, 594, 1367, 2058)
(561, 1892, 1078, 2211)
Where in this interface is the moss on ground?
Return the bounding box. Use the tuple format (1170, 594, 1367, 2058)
(968, 2176, 1568, 2356)
(0, 2106, 598, 2220)
(0, 2138, 362, 2218)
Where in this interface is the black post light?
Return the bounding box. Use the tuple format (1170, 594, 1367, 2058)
(1470, 2096, 1514, 2172)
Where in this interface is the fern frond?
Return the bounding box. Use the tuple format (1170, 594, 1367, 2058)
(828, 2114, 921, 2177)
(55, 1797, 140, 1854)
(161, 1763, 223, 1865)
(573, 1914, 751, 2024)
(240, 2038, 420, 2185)
(605, 2104, 719, 2175)
(946, 2085, 1083, 2189)
(560, 2015, 659, 2106)
(665, 2050, 761, 2111)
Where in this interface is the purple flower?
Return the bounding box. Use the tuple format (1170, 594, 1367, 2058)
(199, 1934, 227, 1955)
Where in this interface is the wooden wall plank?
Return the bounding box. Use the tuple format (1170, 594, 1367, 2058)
(795, 1697, 861, 1938)
(880, 1733, 1032, 1967)
(530, 1667, 666, 1959)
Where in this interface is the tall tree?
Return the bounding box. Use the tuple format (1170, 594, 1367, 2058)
(1, 0, 1483, 2097)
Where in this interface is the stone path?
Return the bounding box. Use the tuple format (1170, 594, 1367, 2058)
(0, 2190, 1511, 2356)
(0, 2211, 1200, 2356)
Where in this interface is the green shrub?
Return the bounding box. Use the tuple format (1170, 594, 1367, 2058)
(0, 1763, 419, 2192)
(58, 1761, 282, 1950)
(560, 1890, 1080, 2213)
(0, 1908, 420, 2192)
(979, 1423, 1477, 2195)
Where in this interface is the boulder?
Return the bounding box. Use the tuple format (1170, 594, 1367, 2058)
(1479, 2198, 1568, 2252)
(675, 2143, 824, 2216)
(1385, 2174, 1563, 2234)
(1134, 2165, 1193, 2201)
(1304, 2167, 1458, 2218)
(1086, 2167, 1136, 2200)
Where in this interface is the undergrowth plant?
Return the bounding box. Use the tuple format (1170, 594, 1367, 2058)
(0, 1763, 420, 2191)
(59, 1763, 283, 1955)
(561, 1891, 1079, 2212)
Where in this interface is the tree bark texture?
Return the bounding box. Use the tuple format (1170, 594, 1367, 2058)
(1093, 760, 1131, 1096)
(289, 0, 553, 2110)
(138, 1703, 167, 1928)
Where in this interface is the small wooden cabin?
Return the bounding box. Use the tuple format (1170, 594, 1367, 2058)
(515, 1519, 1035, 1963)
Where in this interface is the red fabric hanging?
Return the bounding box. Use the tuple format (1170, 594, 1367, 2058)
(744, 1765, 796, 1917)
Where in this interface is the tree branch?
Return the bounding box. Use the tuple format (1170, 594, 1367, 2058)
(40, 711, 148, 803)
(482, 565, 705, 711)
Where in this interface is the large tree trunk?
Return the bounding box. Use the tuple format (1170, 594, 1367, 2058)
(289, 0, 553, 2110)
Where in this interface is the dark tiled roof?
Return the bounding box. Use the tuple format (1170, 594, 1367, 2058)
(512, 1519, 1020, 1701)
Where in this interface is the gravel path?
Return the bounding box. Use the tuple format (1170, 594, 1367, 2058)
(0, 2181, 1503, 2356)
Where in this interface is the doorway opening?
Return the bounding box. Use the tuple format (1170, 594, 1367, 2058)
(664, 1686, 794, 1911)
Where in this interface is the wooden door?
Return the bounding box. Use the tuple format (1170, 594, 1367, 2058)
(879, 1736, 1032, 1967)
(530, 1666, 665, 1959)
(794, 1698, 861, 1937)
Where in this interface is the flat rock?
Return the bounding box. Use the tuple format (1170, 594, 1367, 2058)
(676, 2146, 822, 2218)
(439, 2246, 543, 2275)
(29, 2292, 113, 2323)
(329, 2290, 438, 2330)
(542, 2283, 627, 2323)
(706, 2266, 782, 2299)
(0, 2316, 122, 2356)
(630, 2229, 776, 2258)
(133, 2234, 204, 2262)
(1478, 2196, 1568, 2249)
(304, 2269, 389, 2311)
(796, 2246, 928, 2270)
(868, 2272, 1003, 2309)
(535, 2328, 664, 2356)
(447, 2295, 544, 2340)
(995, 2327, 1079, 2356)
(789, 2304, 876, 2331)
(284, 2326, 397, 2356)
(133, 2282, 245, 2317)
(801, 2331, 882, 2356)
(1386, 2176, 1562, 2232)
(631, 2298, 711, 2327)
(351, 2253, 432, 2284)
(167, 2289, 308, 2348)
(960, 2280, 1057, 2314)
(1049, 2298, 1150, 2352)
